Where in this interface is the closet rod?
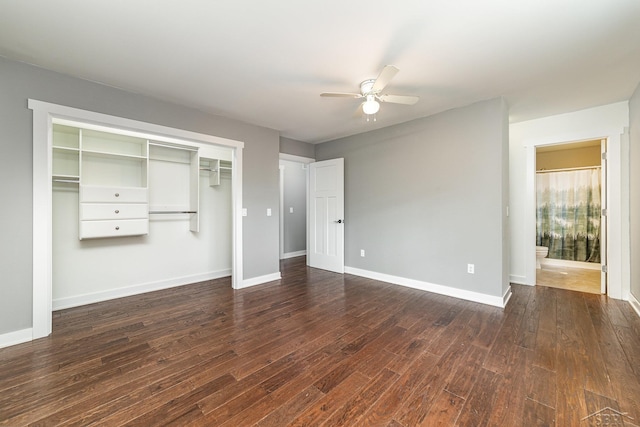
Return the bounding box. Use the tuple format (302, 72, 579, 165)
(199, 168, 218, 172)
(536, 166, 601, 173)
(149, 210, 197, 214)
(53, 178, 79, 183)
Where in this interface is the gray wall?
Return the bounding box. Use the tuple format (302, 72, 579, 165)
(0, 57, 280, 335)
(315, 98, 509, 299)
(280, 136, 315, 159)
(280, 159, 308, 255)
(630, 82, 640, 301)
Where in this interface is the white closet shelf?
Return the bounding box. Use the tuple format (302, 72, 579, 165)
(149, 210, 197, 214)
(82, 150, 147, 160)
(199, 158, 232, 186)
(53, 146, 80, 152)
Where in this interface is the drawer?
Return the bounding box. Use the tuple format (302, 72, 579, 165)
(80, 219, 149, 239)
(80, 203, 148, 220)
(80, 186, 148, 203)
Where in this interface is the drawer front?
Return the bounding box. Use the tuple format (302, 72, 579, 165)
(80, 219, 148, 239)
(80, 186, 148, 203)
(80, 203, 148, 220)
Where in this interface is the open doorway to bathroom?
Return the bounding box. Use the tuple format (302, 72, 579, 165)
(535, 139, 606, 294)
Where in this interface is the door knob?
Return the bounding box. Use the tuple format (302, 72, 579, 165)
(336, 219, 343, 224)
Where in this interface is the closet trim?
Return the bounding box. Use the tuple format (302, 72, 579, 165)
(29, 99, 244, 340)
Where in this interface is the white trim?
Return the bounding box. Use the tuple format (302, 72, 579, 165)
(282, 250, 307, 259)
(502, 286, 513, 307)
(52, 270, 231, 311)
(509, 274, 529, 286)
(231, 145, 244, 289)
(629, 293, 640, 319)
(345, 266, 509, 308)
(238, 272, 282, 289)
(279, 165, 285, 260)
(0, 328, 34, 349)
(29, 100, 244, 149)
(29, 99, 244, 340)
(279, 153, 315, 164)
(524, 144, 537, 286)
(32, 107, 53, 339)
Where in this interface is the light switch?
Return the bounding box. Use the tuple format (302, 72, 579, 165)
(267, 208, 272, 217)
(289, 207, 294, 214)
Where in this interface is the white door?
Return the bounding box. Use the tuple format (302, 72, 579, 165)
(308, 158, 344, 273)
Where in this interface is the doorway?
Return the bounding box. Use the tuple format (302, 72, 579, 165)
(279, 154, 313, 260)
(534, 139, 606, 294)
(278, 154, 345, 274)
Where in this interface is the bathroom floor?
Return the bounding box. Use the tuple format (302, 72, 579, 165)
(536, 264, 601, 294)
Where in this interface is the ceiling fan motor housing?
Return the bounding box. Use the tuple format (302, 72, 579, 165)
(360, 79, 376, 95)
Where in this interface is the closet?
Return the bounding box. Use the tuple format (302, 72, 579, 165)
(51, 121, 233, 310)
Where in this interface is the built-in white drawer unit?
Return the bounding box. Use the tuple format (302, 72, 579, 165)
(80, 186, 148, 203)
(79, 219, 149, 239)
(79, 185, 149, 239)
(80, 203, 148, 221)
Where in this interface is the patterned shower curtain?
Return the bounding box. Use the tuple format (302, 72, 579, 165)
(536, 168, 601, 263)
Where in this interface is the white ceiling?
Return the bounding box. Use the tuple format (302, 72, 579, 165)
(1, 1, 639, 143)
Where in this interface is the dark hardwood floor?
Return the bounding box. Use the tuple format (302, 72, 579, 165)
(1, 256, 640, 426)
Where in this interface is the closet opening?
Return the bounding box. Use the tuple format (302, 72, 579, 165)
(31, 99, 244, 340)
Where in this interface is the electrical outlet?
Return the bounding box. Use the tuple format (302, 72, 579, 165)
(289, 207, 294, 213)
(267, 208, 272, 216)
(360, 249, 365, 257)
(467, 264, 475, 274)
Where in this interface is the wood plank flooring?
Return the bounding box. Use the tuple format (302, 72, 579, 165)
(537, 265, 601, 294)
(1, 256, 639, 426)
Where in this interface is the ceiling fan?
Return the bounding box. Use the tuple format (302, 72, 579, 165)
(320, 65, 419, 120)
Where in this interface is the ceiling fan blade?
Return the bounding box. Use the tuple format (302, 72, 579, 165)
(372, 65, 399, 92)
(320, 92, 362, 98)
(378, 94, 419, 105)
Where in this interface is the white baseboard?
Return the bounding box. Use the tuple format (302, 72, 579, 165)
(0, 328, 33, 349)
(502, 286, 513, 307)
(630, 292, 640, 319)
(541, 258, 601, 271)
(282, 250, 306, 260)
(344, 266, 508, 308)
(237, 272, 282, 289)
(53, 269, 232, 311)
(509, 274, 530, 286)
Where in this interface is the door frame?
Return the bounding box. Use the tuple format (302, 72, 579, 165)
(600, 139, 608, 294)
(29, 99, 244, 340)
(524, 127, 629, 299)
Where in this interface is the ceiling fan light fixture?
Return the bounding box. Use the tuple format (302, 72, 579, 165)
(362, 95, 380, 115)
(320, 66, 417, 120)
